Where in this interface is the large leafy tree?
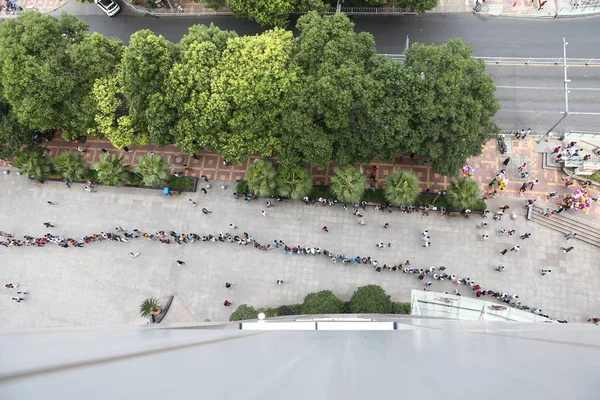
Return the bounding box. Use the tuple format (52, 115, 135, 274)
(280, 12, 383, 167)
(349, 285, 393, 314)
(384, 170, 419, 206)
(330, 166, 366, 204)
(276, 165, 312, 200)
(207, 29, 297, 163)
(0, 13, 122, 139)
(53, 152, 88, 181)
(93, 154, 129, 186)
(134, 153, 170, 187)
(229, 304, 259, 321)
(0, 89, 33, 160)
(168, 24, 238, 156)
(226, 0, 326, 27)
(120, 30, 177, 146)
(13, 146, 52, 181)
(91, 73, 148, 149)
(245, 159, 278, 196)
(446, 176, 481, 210)
(403, 39, 499, 176)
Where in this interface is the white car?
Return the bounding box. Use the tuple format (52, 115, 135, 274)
(95, 0, 120, 17)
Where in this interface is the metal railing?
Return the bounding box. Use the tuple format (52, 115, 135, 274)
(326, 6, 415, 14)
(379, 54, 600, 66)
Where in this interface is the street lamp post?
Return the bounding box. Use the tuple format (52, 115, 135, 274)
(538, 37, 570, 143)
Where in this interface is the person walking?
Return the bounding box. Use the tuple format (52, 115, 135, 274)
(230, 224, 238, 230)
(47, 201, 55, 205)
(202, 208, 212, 214)
(261, 210, 267, 217)
(565, 232, 577, 240)
(223, 300, 232, 306)
(528, 180, 538, 190)
(541, 269, 552, 276)
(276, 279, 284, 285)
(511, 245, 521, 252)
(520, 233, 531, 239)
(518, 162, 527, 172)
(538, 0, 546, 10)
(501, 249, 508, 255)
(11, 297, 26, 303)
(519, 183, 527, 193)
(176, 260, 186, 266)
(383, 223, 389, 229)
(322, 226, 329, 233)
(129, 252, 140, 258)
(188, 199, 197, 207)
(43, 222, 55, 228)
(503, 157, 511, 166)
(561, 246, 574, 253)
(225, 282, 234, 289)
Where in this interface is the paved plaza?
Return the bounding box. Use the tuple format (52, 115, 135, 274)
(0, 171, 598, 328)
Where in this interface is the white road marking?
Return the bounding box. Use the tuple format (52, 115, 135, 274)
(496, 85, 600, 91)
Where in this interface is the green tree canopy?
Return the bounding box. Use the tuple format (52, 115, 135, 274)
(245, 159, 278, 196)
(93, 154, 129, 186)
(403, 39, 499, 176)
(301, 290, 345, 314)
(0, 13, 122, 139)
(446, 176, 481, 210)
(280, 12, 383, 167)
(208, 29, 297, 163)
(53, 152, 88, 181)
(276, 165, 313, 200)
(330, 166, 366, 204)
(0, 91, 33, 160)
(13, 146, 52, 181)
(134, 153, 169, 187)
(349, 285, 393, 314)
(226, 0, 326, 27)
(120, 30, 177, 145)
(168, 25, 238, 156)
(384, 170, 420, 206)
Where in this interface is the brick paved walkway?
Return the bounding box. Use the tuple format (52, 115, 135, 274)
(2, 133, 598, 219)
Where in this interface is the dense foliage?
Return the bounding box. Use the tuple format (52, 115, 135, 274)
(349, 285, 393, 314)
(1, 12, 498, 178)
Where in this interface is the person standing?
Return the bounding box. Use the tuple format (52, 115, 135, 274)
(538, 0, 547, 10)
(225, 282, 234, 289)
(528, 180, 538, 190)
(503, 157, 510, 166)
(176, 260, 186, 266)
(322, 226, 329, 233)
(518, 162, 527, 172)
(511, 245, 521, 252)
(561, 246, 574, 253)
(261, 210, 267, 217)
(223, 300, 232, 306)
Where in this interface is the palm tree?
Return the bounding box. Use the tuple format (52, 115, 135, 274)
(134, 153, 169, 187)
(93, 154, 129, 186)
(140, 297, 162, 318)
(53, 152, 88, 181)
(13, 146, 52, 182)
(330, 165, 366, 204)
(245, 159, 277, 196)
(447, 176, 482, 210)
(384, 170, 419, 206)
(276, 165, 313, 200)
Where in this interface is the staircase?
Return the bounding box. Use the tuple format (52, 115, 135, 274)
(529, 204, 600, 248)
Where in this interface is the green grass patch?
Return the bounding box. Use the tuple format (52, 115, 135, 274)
(167, 175, 194, 190)
(362, 188, 387, 203)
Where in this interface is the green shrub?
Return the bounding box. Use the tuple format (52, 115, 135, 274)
(392, 302, 411, 314)
(167, 175, 194, 190)
(308, 185, 334, 200)
(236, 180, 249, 194)
(301, 290, 345, 314)
(349, 285, 393, 314)
(230, 304, 259, 321)
(362, 188, 387, 203)
(277, 305, 295, 316)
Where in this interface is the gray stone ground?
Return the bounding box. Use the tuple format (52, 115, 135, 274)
(0, 171, 598, 328)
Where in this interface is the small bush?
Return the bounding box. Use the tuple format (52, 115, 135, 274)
(301, 290, 345, 314)
(362, 188, 386, 203)
(230, 304, 259, 321)
(349, 285, 393, 314)
(392, 302, 412, 314)
(236, 180, 249, 194)
(277, 305, 295, 316)
(308, 185, 334, 200)
(167, 175, 194, 190)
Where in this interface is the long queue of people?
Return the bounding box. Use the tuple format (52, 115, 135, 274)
(1, 224, 559, 321)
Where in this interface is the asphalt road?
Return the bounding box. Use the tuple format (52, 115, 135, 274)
(57, 7, 600, 131)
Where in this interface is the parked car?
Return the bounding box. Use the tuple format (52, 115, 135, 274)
(95, 0, 120, 17)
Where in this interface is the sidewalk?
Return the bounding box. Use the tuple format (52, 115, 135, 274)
(1, 134, 598, 219)
(0, 0, 67, 17)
